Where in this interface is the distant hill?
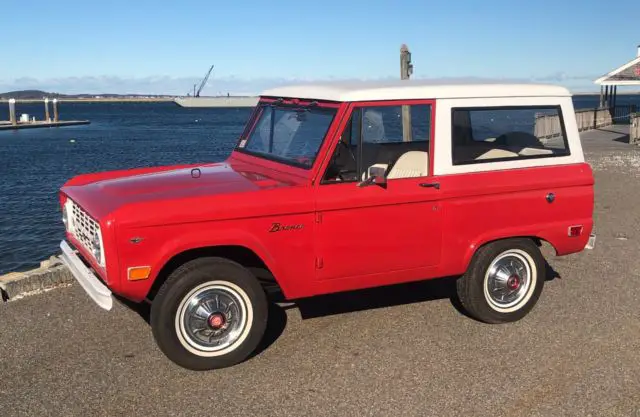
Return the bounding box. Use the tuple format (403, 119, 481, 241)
(0, 90, 66, 99)
(0, 90, 175, 99)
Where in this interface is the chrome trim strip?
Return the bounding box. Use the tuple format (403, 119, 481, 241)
(59, 240, 113, 311)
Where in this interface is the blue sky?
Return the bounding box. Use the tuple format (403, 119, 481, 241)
(2, 0, 639, 94)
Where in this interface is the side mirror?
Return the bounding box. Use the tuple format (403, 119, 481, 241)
(357, 166, 387, 188)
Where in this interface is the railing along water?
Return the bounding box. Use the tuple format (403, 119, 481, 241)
(631, 113, 640, 145)
(535, 105, 637, 140)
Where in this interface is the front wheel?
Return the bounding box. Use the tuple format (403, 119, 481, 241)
(150, 257, 268, 370)
(456, 238, 545, 324)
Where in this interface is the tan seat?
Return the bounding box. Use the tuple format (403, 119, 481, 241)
(387, 151, 429, 179)
(517, 147, 554, 156)
(475, 148, 519, 160)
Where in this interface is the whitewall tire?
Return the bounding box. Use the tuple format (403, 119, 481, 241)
(457, 239, 545, 324)
(151, 257, 268, 370)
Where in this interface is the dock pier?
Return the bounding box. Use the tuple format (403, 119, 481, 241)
(1, 98, 90, 131)
(535, 104, 639, 143)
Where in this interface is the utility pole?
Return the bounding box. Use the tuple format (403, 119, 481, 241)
(400, 44, 413, 142)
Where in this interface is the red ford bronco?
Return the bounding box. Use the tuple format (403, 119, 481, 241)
(59, 81, 595, 370)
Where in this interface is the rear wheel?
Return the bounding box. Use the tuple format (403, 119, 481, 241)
(456, 238, 545, 324)
(150, 257, 268, 370)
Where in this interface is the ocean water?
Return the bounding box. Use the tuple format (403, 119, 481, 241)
(1, 95, 639, 275)
(572, 94, 640, 110)
(0, 102, 252, 275)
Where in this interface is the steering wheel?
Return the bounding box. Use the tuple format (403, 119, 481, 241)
(337, 139, 357, 165)
(333, 140, 357, 181)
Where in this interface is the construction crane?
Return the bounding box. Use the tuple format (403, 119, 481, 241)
(191, 65, 214, 97)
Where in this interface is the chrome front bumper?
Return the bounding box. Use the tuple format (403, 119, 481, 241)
(59, 240, 113, 311)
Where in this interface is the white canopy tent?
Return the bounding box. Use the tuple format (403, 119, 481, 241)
(594, 45, 640, 108)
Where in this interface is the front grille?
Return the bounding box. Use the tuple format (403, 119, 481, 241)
(68, 199, 102, 264)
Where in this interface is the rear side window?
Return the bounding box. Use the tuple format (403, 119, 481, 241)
(451, 106, 570, 165)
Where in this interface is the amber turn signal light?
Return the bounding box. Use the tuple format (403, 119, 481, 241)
(128, 266, 151, 281)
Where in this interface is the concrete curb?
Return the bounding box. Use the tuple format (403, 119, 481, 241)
(0, 256, 73, 301)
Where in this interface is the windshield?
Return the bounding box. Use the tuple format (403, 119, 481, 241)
(236, 103, 337, 169)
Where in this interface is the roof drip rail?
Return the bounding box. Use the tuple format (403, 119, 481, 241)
(269, 98, 284, 107)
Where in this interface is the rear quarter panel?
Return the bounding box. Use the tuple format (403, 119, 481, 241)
(437, 163, 594, 276)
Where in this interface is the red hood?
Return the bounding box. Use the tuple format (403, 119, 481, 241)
(61, 160, 303, 220)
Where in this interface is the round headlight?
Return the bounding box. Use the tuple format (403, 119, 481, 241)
(91, 232, 102, 263)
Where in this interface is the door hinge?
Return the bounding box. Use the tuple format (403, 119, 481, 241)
(315, 257, 324, 269)
(315, 212, 323, 223)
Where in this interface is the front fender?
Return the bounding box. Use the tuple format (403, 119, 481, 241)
(113, 222, 294, 302)
(153, 228, 282, 283)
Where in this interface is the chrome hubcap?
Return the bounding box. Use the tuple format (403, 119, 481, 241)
(177, 283, 249, 354)
(485, 250, 532, 310)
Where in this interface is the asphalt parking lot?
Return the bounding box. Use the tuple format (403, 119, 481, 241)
(2, 141, 640, 417)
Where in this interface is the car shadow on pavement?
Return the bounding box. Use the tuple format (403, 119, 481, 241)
(115, 259, 560, 357)
(290, 259, 561, 321)
(115, 295, 151, 323)
(293, 276, 465, 320)
(544, 261, 561, 282)
(251, 302, 288, 358)
(114, 292, 289, 359)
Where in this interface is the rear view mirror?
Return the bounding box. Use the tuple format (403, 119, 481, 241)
(357, 166, 387, 188)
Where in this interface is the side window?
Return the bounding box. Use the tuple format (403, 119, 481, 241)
(451, 106, 570, 165)
(322, 104, 431, 183)
(321, 108, 361, 182)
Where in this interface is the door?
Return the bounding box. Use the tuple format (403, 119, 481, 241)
(314, 101, 442, 281)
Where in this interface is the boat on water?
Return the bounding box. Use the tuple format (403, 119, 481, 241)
(175, 65, 259, 108)
(173, 96, 259, 108)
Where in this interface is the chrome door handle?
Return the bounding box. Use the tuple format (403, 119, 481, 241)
(419, 182, 440, 190)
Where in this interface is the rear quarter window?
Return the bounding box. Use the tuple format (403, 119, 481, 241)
(451, 106, 570, 165)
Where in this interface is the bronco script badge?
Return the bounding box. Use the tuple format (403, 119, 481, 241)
(269, 222, 304, 233)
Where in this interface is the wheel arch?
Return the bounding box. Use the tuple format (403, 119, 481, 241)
(462, 235, 556, 273)
(147, 245, 288, 302)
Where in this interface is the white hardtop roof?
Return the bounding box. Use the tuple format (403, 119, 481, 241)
(260, 80, 571, 102)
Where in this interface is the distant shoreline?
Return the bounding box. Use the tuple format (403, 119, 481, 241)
(0, 96, 263, 103)
(0, 97, 177, 103)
